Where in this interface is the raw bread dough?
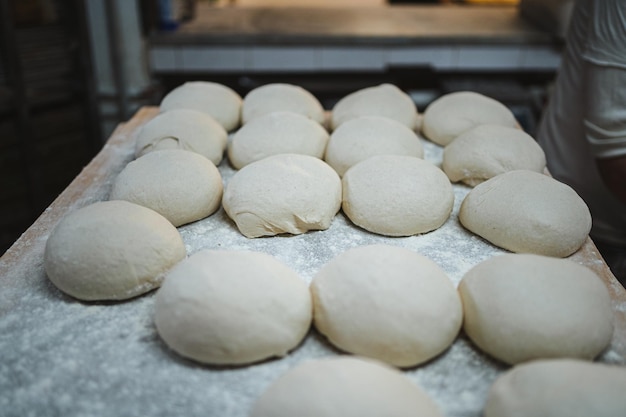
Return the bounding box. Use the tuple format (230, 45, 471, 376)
(458, 253, 613, 365)
(342, 155, 453, 236)
(484, 359, 626, 417)
(250, 356, 444, 417)
(331, 84, 418, 130)
(442, 124, 546, 186)
(154, 249, 311, 365)
(44, 200, 186, 301)
(422, 91, 518, 146)
(110, 150, 223, 227)
(227, 111, 329, 169)
(135, 108, 228, 165)
(311, 244, 462, 367)
(459, 170, 592, 257)
(222, 154, 341, 238)
(241, 83, 325, 125)
(159, 81, 242, 131)
(324, 115, 424, 177)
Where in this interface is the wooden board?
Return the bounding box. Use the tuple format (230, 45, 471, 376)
(1, 106, 625, 417)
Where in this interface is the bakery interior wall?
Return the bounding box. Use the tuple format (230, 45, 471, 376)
(0, 0, 157, 254)
(0, 0, 94, 254)
(0, 0, 558, 255)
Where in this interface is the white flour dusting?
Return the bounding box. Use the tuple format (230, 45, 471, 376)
(0, 121, 624, 417)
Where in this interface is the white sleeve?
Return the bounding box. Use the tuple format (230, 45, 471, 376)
(585, 119, 626, 159)
(582, 0, 626, 69)
(582, 0, 626, 160)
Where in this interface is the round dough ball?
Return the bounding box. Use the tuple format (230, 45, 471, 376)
(154, 249, 311, 365)
(331, 84, 418, 130)
(342, 155, 453, 236)
(135, 108, 228, 165)
(222, 154, 341, 238)
(442, 124, 546, 186)
(459, 170, 592, 257)
(159, 81, 242, 131)
(311, 245, 462, 367)
(228, 111, 329, 169)
(458, 253, 613, 365)
(324, 115, 424, 177)
(250, 356, 444, 417)
(241, 83, 325, 125)
(110, 150, 223, 227)
(422, 91, 518, 146)
(44, 200, 186, 301)
(484, 359, 626, 417)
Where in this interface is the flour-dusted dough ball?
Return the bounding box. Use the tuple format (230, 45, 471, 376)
(222, 154, 341, 237)
(324, 115, 424, 177)
(154, 250, 311, 365)
(110, 150, 223, 227)
(422, 91, 518, 146)
(250, 356, 444, 417)
(159, 81, 242, 131)
(459, 170, 591, 257)
(241, 83, 325, 125)
(458, 254, 613, 365)
(442, 124, 546, 186)
(484, 359, 626, 417)
(311, 245, 462, 367)
(135, 108, 228, 165)
(228, 111, 329, 169)
(331, 84, 418, 130)
(342, 155, 453, 236)
(44, 201, 186, 301)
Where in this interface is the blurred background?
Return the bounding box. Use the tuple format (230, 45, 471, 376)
(0, 0, 571, 253)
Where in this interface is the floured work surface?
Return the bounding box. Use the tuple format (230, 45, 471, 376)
(1, 107, 625, 417)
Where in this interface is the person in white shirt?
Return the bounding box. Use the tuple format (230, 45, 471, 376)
(536, 0, 626, 283)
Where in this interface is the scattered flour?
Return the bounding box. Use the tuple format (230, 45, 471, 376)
(0, 119, 623, 417)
